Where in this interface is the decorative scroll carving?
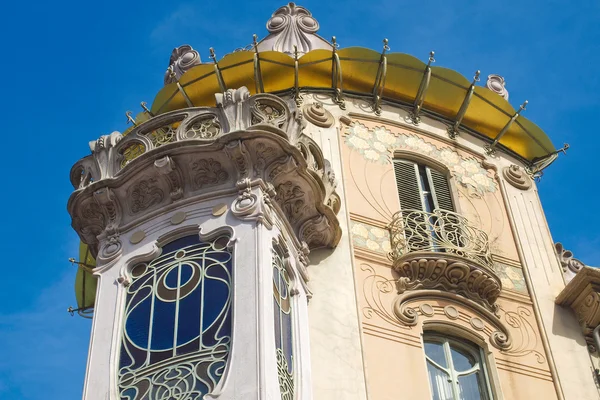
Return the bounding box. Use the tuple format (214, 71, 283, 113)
(393, 255, 501, 313)
(303, 102, 334, 128)
(555, 242, 585, 274)
(69, 95, 342, 251)
(184, 116, 221, 139)
(129, 178, 164, 214)
(265, 3, 320, 55)
(190, 158, 229, 189)
(361, 264, 512, 351)
(251, 97, 287, 128)
(486, 74, 509, 100)
(230, 179, 274, 228)
(499, 306, 546, 363)
(154, 156, 183, 200)
(275, 181, 307, 225)
(299, 215, 332, 248)
(164, 45, 202, 85)
(503, 164, 531, 190)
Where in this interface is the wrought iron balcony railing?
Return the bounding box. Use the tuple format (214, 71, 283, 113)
(389, 209, 495, 271)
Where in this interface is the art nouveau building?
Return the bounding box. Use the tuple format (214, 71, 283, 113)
(67, 3, 600, 399)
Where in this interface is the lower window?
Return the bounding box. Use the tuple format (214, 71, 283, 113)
(423, 334, 493, 400)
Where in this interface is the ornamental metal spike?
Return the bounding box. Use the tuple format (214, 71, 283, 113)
(125, 110, 137, 126)
(410, 51, 435, 124)
(210, 47, 227, 92)
(331, 36, 345, 109)
(140, 101, 154, 117)
(372, 38, 389, 115)
(252, 34, 265, 93)
(448, 70, 480, 138)
(485, 100, 528, 155)
(293, 45, 302, 105)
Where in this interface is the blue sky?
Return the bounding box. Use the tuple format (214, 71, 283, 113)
(0, 0, 598, 398)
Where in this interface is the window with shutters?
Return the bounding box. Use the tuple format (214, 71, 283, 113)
(392, 159, 462, 254)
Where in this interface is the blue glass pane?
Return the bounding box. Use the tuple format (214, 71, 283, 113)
(119, 234, 232, 400)
(282, 312, 293, 372)
(273, 297, 281, 349)
(162, 235, 200, 254)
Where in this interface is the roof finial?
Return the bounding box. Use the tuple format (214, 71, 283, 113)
(163, 45, 202, 85)
(486, 74, 509, 100)
(257, 3, 331, 55)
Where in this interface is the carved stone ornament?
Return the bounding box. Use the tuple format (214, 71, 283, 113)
(257, 2, 331, 55)
(302, 102, 334, 128)
(393, 253, 502, 314)
(502, 164, 531, 190)
(68, 87, 342, 256)
(555, 242, 586, 275)
(164, 45, 202, 85)
(486, 74, 509, 100)
(556, 267, 600, 351)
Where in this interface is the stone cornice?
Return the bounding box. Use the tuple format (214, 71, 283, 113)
(556, 266, 600, 349)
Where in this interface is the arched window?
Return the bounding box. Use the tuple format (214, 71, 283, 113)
(423, 334, 493, 400)
(272, 245, 294, 400)
(118, 234, 233, 399)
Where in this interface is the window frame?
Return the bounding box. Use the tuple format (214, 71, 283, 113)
(423, 333, 494, 400)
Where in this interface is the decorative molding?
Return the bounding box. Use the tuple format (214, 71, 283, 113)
(128, 177, 164, 214)
(393, 253, 501, 313)
(344, 121, 496, 194)
(154, 156, 184, 200)
(555, 242, 586, 275)
(502, 164, 532, 190)
(303, 102, 334, 128)
(190, 158, 230, 189)
(164, 45, 202, 85)
(486, 74, 509, 100)
(556, 266, 600, 351)
(68, 89, 342, 252)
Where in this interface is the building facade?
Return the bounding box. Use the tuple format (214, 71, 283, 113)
(67, 3, 600, 399)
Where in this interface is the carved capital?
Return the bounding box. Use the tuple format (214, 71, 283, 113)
(230, 179, 274, 228)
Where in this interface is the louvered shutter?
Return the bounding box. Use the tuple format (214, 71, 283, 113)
(428, 168, 461, 248)
(428, 168, 454, 212)
(393, 160, 429, 250)
(393, 160, 423, 211)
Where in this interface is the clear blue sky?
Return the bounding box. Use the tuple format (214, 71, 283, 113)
(0, 0, 597, 398)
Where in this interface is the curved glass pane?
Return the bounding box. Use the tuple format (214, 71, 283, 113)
(273, 247, 294, 400)
(424, 341, 447, 368)
(118, 234, 232, 399)
(451, 346, 477, 372)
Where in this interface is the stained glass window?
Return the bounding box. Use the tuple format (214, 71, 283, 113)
(272, 246, 294, 400)
(118, 234, 232, 400)
(424, 335, 493, 400)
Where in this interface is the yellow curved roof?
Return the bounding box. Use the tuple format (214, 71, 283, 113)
(74, 242, 96, 317)
(149, 47, 554, 162)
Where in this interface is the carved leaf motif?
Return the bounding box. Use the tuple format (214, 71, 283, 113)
(191, 158, 229, 188)
(130, 178, 164, 214)
(251, 100, 286, 128)
(275, 181, 306, 223)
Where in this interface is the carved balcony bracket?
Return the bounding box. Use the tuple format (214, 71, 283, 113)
(555, 242, 586, 283)
(556, 267, 600, 352)
(389, 209, 501, 313)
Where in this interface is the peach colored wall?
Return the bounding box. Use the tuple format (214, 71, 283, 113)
(340, 117, 559, 399)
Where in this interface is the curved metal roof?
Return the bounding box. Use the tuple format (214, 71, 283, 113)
(148, 47, 555, 163)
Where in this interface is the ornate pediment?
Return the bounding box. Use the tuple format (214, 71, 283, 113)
(68, 88, 341, 256)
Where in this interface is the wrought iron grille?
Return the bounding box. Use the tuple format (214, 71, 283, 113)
(389, 209, 494, 270)
(118, 234, 232, 400)
(272, 247, 294, 400)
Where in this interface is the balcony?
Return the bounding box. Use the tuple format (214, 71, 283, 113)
(388, 209, 501, 311)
